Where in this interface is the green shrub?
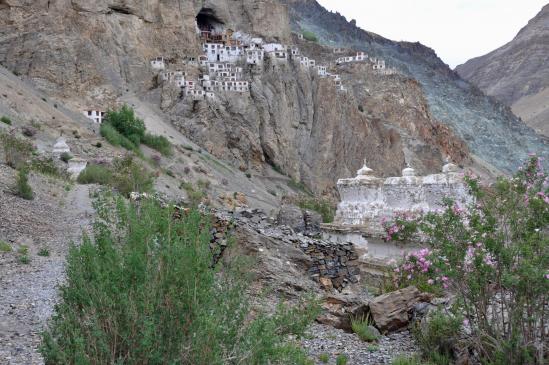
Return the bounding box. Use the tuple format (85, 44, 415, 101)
(104, 105, 145, 141)
(38, 248, 50, 257)
(336, 354, 348, 365)
(59, 152, 72, 163)
(412, 310, 461, 364)
(17, 245, 28, 255)
(0, 241, 12, 252)
(319, 353, 329, 363)
(19, 255, 30, 264)
(1, 116, 12, 125)
(0, 131, 34, 169)
(293, 196, 336, 223)
(100, 122, 138, 151)
(77, 164, 112, 185)
(351, 316, 379, 342)
(110, 155, 153, 197)
(302, 31, 318, 42)
(142, 133, 173, 156)
(31, 157, 65, 179)
(40, 195, 318, 364)
(181, 182, 205, 207)
(16, 168, 33, 200)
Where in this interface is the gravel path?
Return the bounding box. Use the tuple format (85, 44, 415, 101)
(302, 323, 418, 365)
(0, 167, 93, 365)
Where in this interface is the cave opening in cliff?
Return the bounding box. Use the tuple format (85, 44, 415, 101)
(196, 8, 225, 35)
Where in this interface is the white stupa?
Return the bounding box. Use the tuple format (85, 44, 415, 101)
(52, 137, 71, 157)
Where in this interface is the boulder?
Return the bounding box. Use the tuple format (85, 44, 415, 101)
(316, 294, 368, 332)
(369, 286, 431, 332)
(277, 204, 305, 232)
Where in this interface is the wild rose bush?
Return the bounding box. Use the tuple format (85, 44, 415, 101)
(387, 156, 549, 364)
(381, 210, 422, 242)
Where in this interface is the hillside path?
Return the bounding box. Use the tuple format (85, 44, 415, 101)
(0, 169, 94, 365)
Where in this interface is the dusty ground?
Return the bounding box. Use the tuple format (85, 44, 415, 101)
(302, 323, 417, 365)
(0, 165, 94, 364)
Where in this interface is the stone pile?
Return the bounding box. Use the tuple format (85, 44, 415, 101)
(211, 207, 360, 291)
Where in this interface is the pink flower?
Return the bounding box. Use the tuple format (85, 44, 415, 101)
(463, 318, 469, 326)
(427, 279, 434, 285)
(545, 274, 549, 279)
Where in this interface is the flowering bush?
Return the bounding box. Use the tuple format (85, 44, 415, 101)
(390, 248, 446, 295)
(381, 210, 421, 242)
(389, 155, 549, 363)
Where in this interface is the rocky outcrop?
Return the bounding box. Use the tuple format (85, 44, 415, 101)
(456, 4, 549, 136)
(369, 286, 431, 332)
(283, 0, 549, 174)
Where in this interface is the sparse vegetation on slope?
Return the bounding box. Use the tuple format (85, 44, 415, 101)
(16, 168, 33, 200)
(102, 105, 173, 156)
(77, 156, 153, 197)
(41, 194, 319, 365)
(293, 196, 336, 223)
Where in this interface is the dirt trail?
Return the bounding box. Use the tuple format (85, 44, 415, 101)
(0, 169, 94, 365)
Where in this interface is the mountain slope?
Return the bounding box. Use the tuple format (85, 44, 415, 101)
(283, 0, 549, 173)
(455, 4, 549, 135)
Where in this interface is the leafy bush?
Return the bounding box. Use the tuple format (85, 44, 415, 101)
(319, 353, 329, 363)
(335, 354, 348, 365)
(387, 155, 549, 363)
(293, 196, 336, 223)
(59, 152, 72, 163)
(110, 155, 153, 197)
(38, 248, 50, 257)
(412, 310, 461, 364)
(31, 157, 66, 179)
(351, 316, 379, 342)
(104, 105, 145, 141)
(16, 168, 33, 200)
(19, 255, 30, 264)
(77, 157, 153, 198)
(142, 133, 173, 156)
(0, 131, 34, 169)
(77, 164, 112, 185)
(100, 122, 138, 151)
(1, 116, 12, 125)
(0, 241, 12, 252)
(41, 195, 318, 364)
(302, 31, 318, 42)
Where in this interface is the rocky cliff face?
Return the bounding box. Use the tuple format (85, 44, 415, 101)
(455, 4, 549, 136)
(283, 0, 549, 174)
(1, 0, 543, 198)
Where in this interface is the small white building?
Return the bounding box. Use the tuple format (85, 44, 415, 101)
(299, 56, 309, 67)
(333, 47, 345, 54)
(203, 43, 225, 62)
(273, 51, 288, 60)
(83, 110, 105, 124)
(290, 47, 300, 57)
(317, 65, 327, 76)
(184, 80, 196, 90)
(205, 92, 216, 100)
(373, 60, 386, 70)
(308, 59, 316, 67)
(355, 52, 367, 61)
(150, 57, 165, 70)
(186, 89, 206, 100)
(263, 43, 285, 53)
(246, 49, 264, 64)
